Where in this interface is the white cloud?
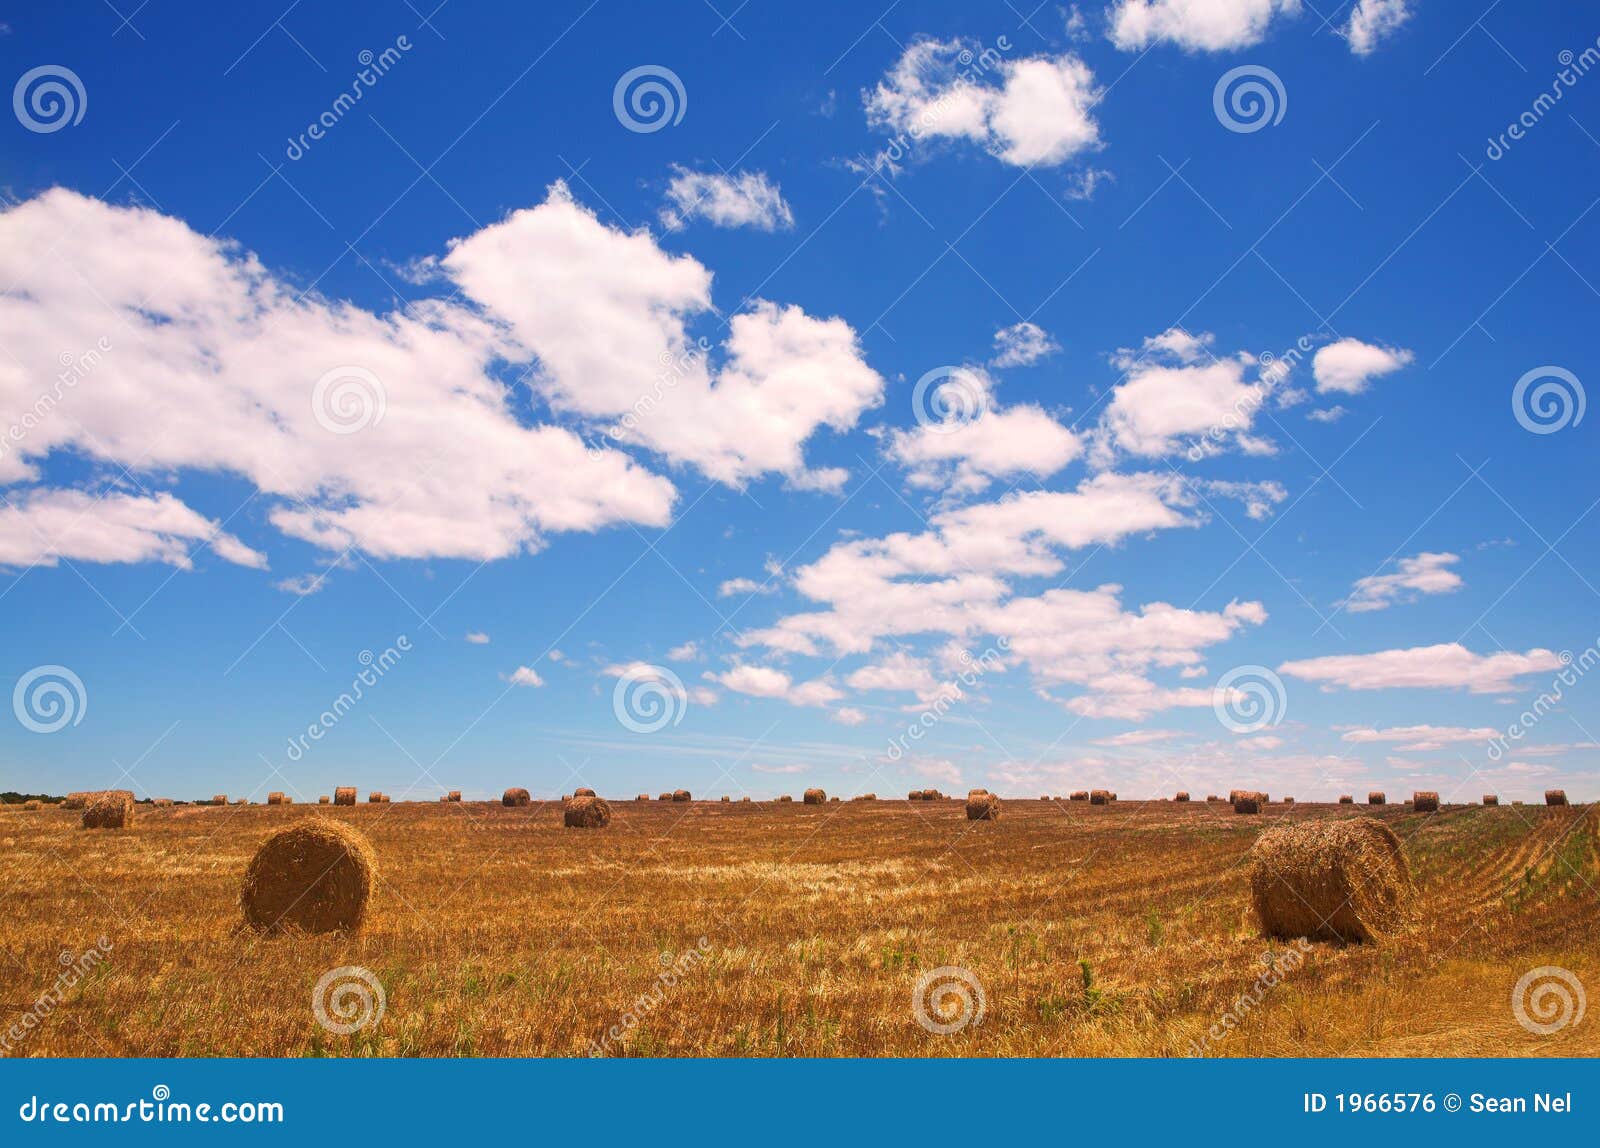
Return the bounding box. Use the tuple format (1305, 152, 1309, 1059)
(831, 706, 869, 726)
(1344, 0, 1411, 55)
(718, 576, 776, 598)
(1109, 0, 1302, 52)
(1341, 724, 1501, 751)
(991, 321, 1060, 368)
(464, 631, 490, 644)
(660, 167, 794, 232)
(0, 189, 677, 566)
(865, 39, 1100, 169)
(442, 183, 883, 493)
(1092, 729, 1184, 746)
(1343, 552, 1463, 613)
(1307, 406, 1347, 423)
(885, 367, 1080, 495)
(1279, 644, 1563, 694)
(504, 665, 545, 687)
(1312, 337, 1413, 394)
(847, 651, 940, 694)
(0, 488, 265, 570)
(752, 762, 810, 774)
(713, 664, 843, 707)
(667, 641, 700, 661)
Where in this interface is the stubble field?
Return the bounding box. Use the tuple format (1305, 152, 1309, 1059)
(1, 796, 1596, 1057)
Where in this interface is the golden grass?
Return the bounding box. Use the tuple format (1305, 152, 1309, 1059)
(0, 799, 1594, 1057)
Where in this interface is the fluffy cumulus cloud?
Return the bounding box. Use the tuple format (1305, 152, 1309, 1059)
(1343, 551, 1462, 613)
(1280, 644, 1563, 694)
(443, 183, 882, 492)
(991, 321, 1060, 368)
(1344, 0, 1412, 55)
(659, 167, 794, 232)
(0, 186, 886, 571)
(712, 664, 844, 707)
(503, 665, 545, 688)
(1108, 0, 1301, 52)
(1312, 337, 1413, 394)
(1341, 724, 1500, 751)
(864, 39, 1100, 169)
(885, 366, 1081, 495)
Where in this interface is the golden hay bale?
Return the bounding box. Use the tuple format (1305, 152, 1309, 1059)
(778, 795, 794, 803)
(1233, 793, 1264, 815)
(503, 787, 531, 807)
(573, 787, 596, 798)
(908, 790, 922, 801)
(1338, 795, 1354, 804)
(22, 799, 42, 811)
(636, 794, 650, 801)
(1206, 795, 1221, 803)
(318, 796, 330, 805)
(968, 788, 989, 796)
(82, 791, 134, 830)
(658, 792, 672, 802)
(1070, 791, 1089, 801)
(239, 818, 376, 934)
(153, 798, 174, 808)
(1545, 789, 1569, 806)
(1248, 818, 1409, 943)
(368, 792, 384, 803)
(1040, 795, 1050, 801)
(1282, 797, 1294, 805)
(333, 787, 356, 807)
(446, 791, 462, 802)
(829, 796, 840, 803)
(740, 796, 752, 802)
(234, 797, 249, 805)
(63, 791, 90, 810)
(922, 789, 943, 800)
(1482, 794, 1499, 806)
(965, 792, 1001, 820)
(1412, 790, 1439, 812)
(1174, 791, 1190, 802)
(267, 792, 288, 805)
(211, 794, 228, 806)
(1368, 791, 1386, 805)
(1089, 789, 1111, 806)
(563, 795, 611, 828)
(854, 793, 877, 802)
(671, 789, 691, 803)
(720, 796, 731, 802)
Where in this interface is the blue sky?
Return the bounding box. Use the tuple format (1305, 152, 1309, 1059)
(1, 1, 1596, 804)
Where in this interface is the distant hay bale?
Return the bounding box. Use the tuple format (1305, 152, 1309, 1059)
(1206, 795, 1221, 803)
(1175, 791, 1190, 802)
(368, 792, 384, 804)
(968, 788, 989, 797)
(1040, 795, 1050, 801)
(829, 796, 840, 803)
(318, 796, 330, 804)
(267, 792, 287, 806)
(1482, 794, 1499, 806)
(82, 790, 135, 830)
(658, 793, 672, 802)
(1070, 791, 1089, 801)
(153, 798, 173, 808)
(563, 795, 611, 828)
(671, 789, 691, 803)
(1545, 789, 1569, 806)
(234, 798, 248, 805)
(1233, 792, 1264, 815)
(1249, 818, 1409, 943)
(966, 792, 1001, 820)
(740, 796, 752, 802)
(63, 792, 90, 810)
(922, 789, 943, 800)
(240, 818, 376, 934)
(22, 799, 41, 811)
(1412, 790, 1439, 812)
(1368, 791, 1386, 805)
(503, 787, 531, 807)
(333, 788, 356, 806)
(720, 796, 730, 802)
(778, 795, 794, 803)
(1338, 795, 1354, 804)
(446, 791, 462, 802)
(573, 787, 596, 798)
(636, 794, 650, 801)
(854, 793, 876, 802)
(804, 788, 826, 805)
(1089, 789, 1111, 806)
(1282, 797, 1294, 805)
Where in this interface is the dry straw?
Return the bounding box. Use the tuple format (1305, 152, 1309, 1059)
(564, 795, 611, 828)
(1412, 791, 1439, 812)
(240, 818, 376, 934)
(334, 787, 356, 806)
(503, 787, 531, 807)
(1249, 818, 1409, 943)
(966, 792, 1001, 820)
(804, 788, 826, 805)
(82, 791, 135, 830)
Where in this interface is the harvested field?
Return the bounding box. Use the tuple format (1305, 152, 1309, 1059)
(0, 798, 1594, 1057)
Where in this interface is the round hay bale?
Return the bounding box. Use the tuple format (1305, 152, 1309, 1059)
(1482, 794, 1499, 806)
(720, 796, 731, 802)
(636, 794, 650, 801)
(967, 788, 989, 797)
(368, 792, 384, 803)
(267, 792, 288, 806)
(1040, 795, 1050, 801)
(778, 795, 794, 803)
(153, 798, 173, 808)
(854, 793, 876, 802)
(211, 793, 229, 807)
(966, 793, 1001, 820)
(563, 795, 611, 828)
(1338, 795, 1354, 804)
(63, 792, 90, 810)
(82, 791, 134, 830)
(1233, 793, 1264, 815)
(671, 789, 691, 803)
(1174, 791, 1190, 802)
(333, 787, 356, 807)
(740, 796, 752, 802)
(1248, 818, 1409, 943)
(908, 790, 923, 801)
(239, 818, 376, 934)
(1070, 790, 1089, 801)
(1282, 797, 1294, 805)
(1411, 790, 1439, 812)
(318, 796, 330, 805)
(921, 789, 942, 800)
(658, 792, 672, 802)
(1206, 795, 1221, 803)
(1545, 789, 1569, 806)
(1089, 789, 1111, 806)
(573, 787, 596, 798)
(1368, 791, 1386, 805)
(502, 787, 531, 807)
(828, 796, 840, 803)
(22, 799, 42, 811)
(446, 790, 462, 802)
